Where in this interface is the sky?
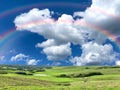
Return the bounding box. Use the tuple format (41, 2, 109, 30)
(0, 0, 120, 66)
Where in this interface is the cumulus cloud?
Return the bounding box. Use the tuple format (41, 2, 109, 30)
(70, 42, 118, 66)
(14, 8, 95, 61)
(74, 0, 120, 37)
(115, 61, 120, 66)
(11, 53, 40, 65)
(14, 10, 90, 45)
(14, 0, 120, 64)
(11, 53, 28, 61)
(14, 8, 51, 30)
(73, 11, 85, 18)
(43, 43, 71, 60)
(36, 39, 56, 48)
(27, 59, 39, 65)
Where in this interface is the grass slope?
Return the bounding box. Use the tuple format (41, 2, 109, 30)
(0, 65, 120, 90)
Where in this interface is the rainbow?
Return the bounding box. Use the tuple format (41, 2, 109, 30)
(0, 2, 88, 47)
(0, 2, 120, 48)
(15, 18, 120, 47)
(0, 29, 17, 47)
(0, 2, 88, 18)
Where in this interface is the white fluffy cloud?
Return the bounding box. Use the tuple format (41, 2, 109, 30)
(74, 0, 120, 37)
(14, 10, 90, 45)
(11, 53, 40, 65)
(36, 39, 56, 48)
(115, 61, 120, 66)
(27, 59, 39, 65)
(11, 53, 28, 61)
(14, 8, 51, 30)
(43, 43, 71, 60)
(14, 8, 94, 61)
(73, 11, 85, 18)
(70, 42, 118, 66)
(14, 0, 120, 63)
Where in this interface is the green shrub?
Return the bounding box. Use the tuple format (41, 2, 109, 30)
(70, 73, 83, 78)
(15, 71, 27, 75)
(72, 72, 103, 78)
(56, 82, 71, 86)
(82, 72, 103, 77)
(57, 72, 103, 78)
(85, 67, 89, 69)
(96, 66, 120, 69)
(56, 74, 69, 78)
(0, 70, 8, 74)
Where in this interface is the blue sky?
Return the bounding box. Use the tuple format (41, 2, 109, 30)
(0, 0, 120, 66)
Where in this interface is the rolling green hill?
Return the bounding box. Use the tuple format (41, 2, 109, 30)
(0, 65, 120, 90)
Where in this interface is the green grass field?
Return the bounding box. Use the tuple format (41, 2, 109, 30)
(0, 65, 120, 90)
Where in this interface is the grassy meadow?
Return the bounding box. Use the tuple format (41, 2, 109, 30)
(0, 65, 120, 90)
